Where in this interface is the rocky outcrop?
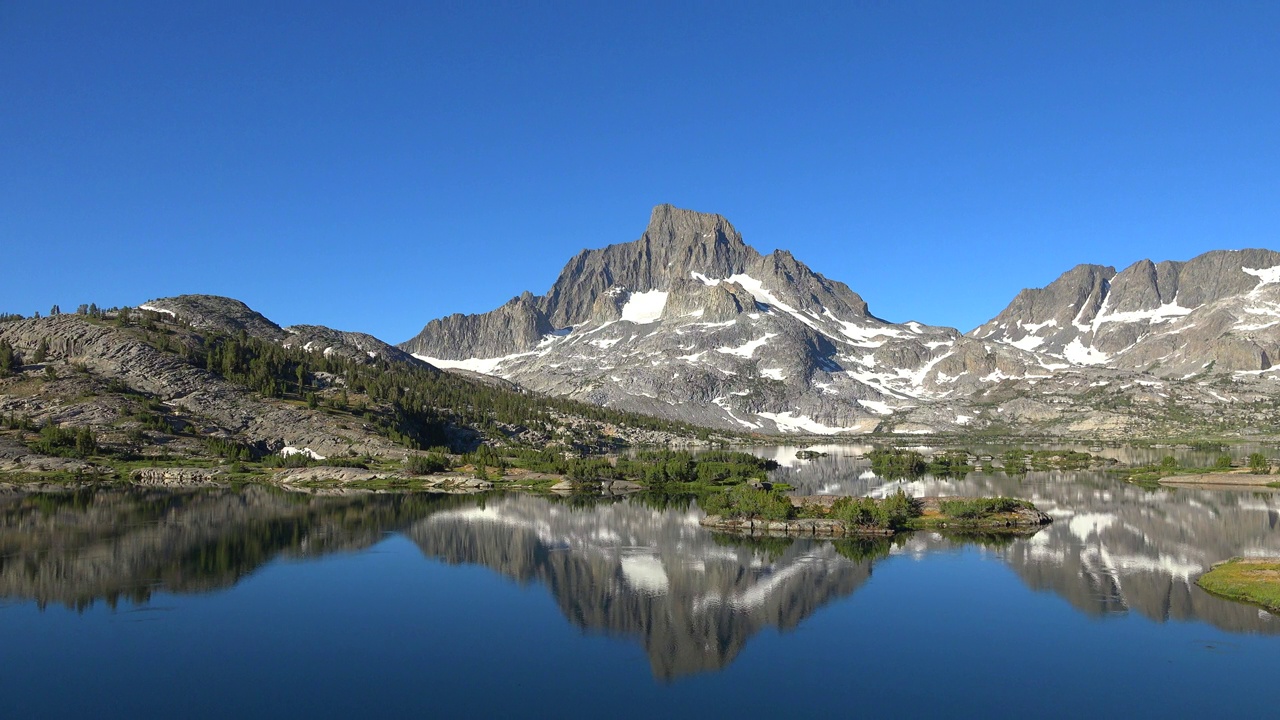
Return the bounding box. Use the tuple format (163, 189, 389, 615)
(281, 324, 431, 368)
(402, 291, 556, 360)
(139, 294, 288, 342)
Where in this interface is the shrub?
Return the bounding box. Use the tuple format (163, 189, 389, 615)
(1215, 455, 1233, 470)
(1003, 449, 1028, 474)
(831, 497, 887, 528)
(831, 490, 921, 529)
(939, 497, 1025, 519)
(30, 423, 97, 458)
(1248, 452, 1270, 473)
(706, 485, 793, 521)
(404, 453, 451, 475)
(868, 448, 926, 478)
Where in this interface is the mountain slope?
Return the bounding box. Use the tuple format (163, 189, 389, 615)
(973, 249, 1280, 376)
(401, 206, 1280, 438)
(0, 299, 737, 474)
(140, 294, 431, 369)
(402, 205, 1049, 434)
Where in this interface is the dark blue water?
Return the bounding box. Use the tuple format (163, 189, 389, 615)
(1, 467, 1278, 718)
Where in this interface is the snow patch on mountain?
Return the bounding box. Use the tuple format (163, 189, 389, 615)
(138, 303, 176, 317)
(716, 334, 776, 358)
(1244, 265, 1280, 289)
(1062, 338, 1110, 366)
(757, 411, 854, 435)
(620, 290, 668, 324)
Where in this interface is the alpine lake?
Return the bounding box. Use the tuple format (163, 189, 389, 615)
(2, 443, 1279, 718)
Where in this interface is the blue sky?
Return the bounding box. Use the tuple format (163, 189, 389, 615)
(3, 1, 1278, 341)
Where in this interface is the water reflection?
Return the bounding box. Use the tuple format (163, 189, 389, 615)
(408, 494, 890, 679)
(2, 455, 1278, 679)
(767, 447, 1280, 634)
(0, 487, 468, 610)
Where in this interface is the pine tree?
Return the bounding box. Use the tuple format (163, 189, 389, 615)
(75, 427, 97, 457)
(33, 337, 48, 364)
(50, 304, 60, 316)
(0, 339, 18, 376)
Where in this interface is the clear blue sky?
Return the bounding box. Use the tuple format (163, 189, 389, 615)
(3, 1, 1278, 340)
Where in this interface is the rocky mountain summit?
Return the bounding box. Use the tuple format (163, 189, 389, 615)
(402, 205, 1280, 438)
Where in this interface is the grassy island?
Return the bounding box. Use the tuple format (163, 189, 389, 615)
(1196, 558, 1280, 612)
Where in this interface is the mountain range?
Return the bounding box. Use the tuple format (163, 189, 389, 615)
(400, 204, 1280, 437)
(3, 204, 1277, 454)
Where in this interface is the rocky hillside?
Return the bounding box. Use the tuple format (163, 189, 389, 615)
(0, 300, 736, 474)
(401, 205, 1280, 438)
(972, 249, 1280, 376)
(140, 294, 429, 369)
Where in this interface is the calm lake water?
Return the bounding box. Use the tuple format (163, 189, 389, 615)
(2, 446, 1279, 718)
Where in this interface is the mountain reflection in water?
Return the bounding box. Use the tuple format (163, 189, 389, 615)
(411, 495, 889, 679)
(1, 449, 1278, 678)
(765, 445, 1280, 634)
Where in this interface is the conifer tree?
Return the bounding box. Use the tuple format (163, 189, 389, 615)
(0, 339, 18, 376)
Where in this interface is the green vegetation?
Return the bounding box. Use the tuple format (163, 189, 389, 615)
(170, 321, 732, 452)
(404, 453, 452, 475)
(926, 451, 972, 477)
(700, 484, 793, 521)
(492, 447, 774, 489)
(1116, 448, 1279, 487)
(0, 338, 20, 376)
(1003, 449, 1100, 472)
(828, 490, 921, 530)
(868, 448, 926, 477)
(1196, 558, 1280, 612)
(1003, 448, 1027, 473)
(702, 486, 1043, 535)
(938, 497, 1027, 519)
(29, 423, 98, 458)
(1249, 452, 1271, 473)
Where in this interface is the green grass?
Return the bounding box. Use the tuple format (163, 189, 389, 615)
(1196, 558, 1280, 612)
(936, 497, 1027, 518)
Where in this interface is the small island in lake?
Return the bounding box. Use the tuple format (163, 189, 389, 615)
(1196, 557, 1280, 612)
(700, 486, 1051, 537)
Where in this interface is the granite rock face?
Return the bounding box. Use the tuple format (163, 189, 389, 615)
(400, 205, 1043, 434)
(400, 205, 1280, 437)
(139, 295, 288, 342)
(973, 248, 1280, 375)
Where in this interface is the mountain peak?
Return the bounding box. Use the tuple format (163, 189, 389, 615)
(643, 204, 744, 250)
